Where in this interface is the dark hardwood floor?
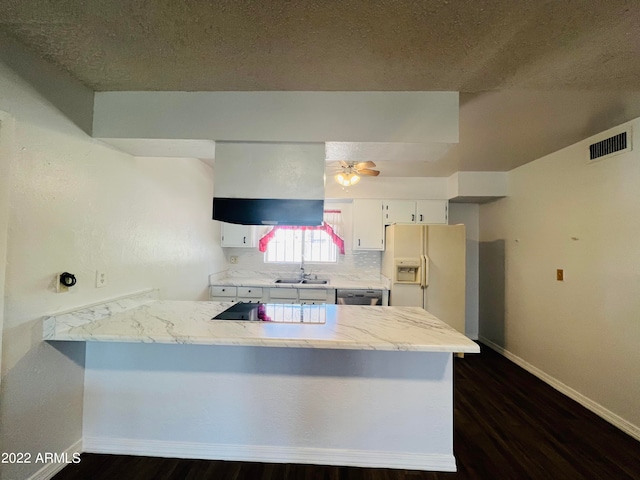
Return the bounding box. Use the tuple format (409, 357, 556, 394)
(54, 344, 640, 480)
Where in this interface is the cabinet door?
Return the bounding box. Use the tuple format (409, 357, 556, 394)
(267, 288, 299, 304)
(237, 287, 264, 303)
(383, 200, 416, 224)
(416, 200, 448, 224)
(221, 222, 255, 247)
(210, 285, 237, 301)
(353, 200, 384, 251)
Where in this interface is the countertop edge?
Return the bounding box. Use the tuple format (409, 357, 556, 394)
(45, 333, 480, 353)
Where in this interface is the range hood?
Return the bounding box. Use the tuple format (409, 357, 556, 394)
(213, 142, 326, 226)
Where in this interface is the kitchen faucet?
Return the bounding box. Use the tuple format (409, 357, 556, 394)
(298, 256, 311, 280)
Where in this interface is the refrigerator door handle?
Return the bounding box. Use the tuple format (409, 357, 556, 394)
(420, 254, 430, 288)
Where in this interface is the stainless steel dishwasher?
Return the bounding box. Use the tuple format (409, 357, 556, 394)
(336, 289, 383, 306)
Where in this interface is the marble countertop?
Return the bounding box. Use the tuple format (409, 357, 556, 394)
(43, 290, 478, 353)
(210, 276, 390, 291)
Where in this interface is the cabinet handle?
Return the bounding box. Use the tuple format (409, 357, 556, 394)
(411, 214, 415, 222)
(243, 236, 246, 244)
(420, 214, 423, 222)
(358, 239, 361, 246)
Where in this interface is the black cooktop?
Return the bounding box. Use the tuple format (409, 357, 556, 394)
(212, 302, 327, 324)
(212, 302, 266, 321)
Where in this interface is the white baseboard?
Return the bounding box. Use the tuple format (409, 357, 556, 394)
(27, 439, 82, 480)
(479, 337, 640, 442)
(83, 436, 456, 472)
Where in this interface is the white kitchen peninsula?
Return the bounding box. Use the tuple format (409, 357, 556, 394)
(44, 290, 478, 472)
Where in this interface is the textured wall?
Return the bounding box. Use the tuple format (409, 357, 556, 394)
(0, 50, 225, 480)
(479, 118, 640, 434)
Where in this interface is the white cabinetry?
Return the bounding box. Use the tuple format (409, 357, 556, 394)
(210, 285, 266, 302)
(353, 199, 384, 251)
(267, 288, 299, 304)
(383, 200, 416, 224)
(382, 200, 448, 225)
(267, 288, 336, 305)
(416, 200, 448, 224)
(210, 286, 237, 302)
(221, 222, 255, 247)
(237, 287, 264, 303)
(299, 288, 336, 305)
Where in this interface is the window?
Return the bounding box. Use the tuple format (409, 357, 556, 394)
(261, 210, 344, 264)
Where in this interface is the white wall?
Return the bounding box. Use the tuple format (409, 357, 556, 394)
(0, 112, 13, 386)
(93, 91, 458, 143)
(479, 119, 640, 437)
(325, 176, 448, 199)
(449, 204, 479, 339)
(84, 343, 456, 471)
(0, 43, 226, 479)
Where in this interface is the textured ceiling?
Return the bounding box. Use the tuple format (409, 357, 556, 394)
(2, 0, 640, 173)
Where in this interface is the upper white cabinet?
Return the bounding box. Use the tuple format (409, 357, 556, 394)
(353, 199, 384, 251)
(221, 222, 255, 247)
(416, 200, 448, 224)
(382, 200, 448, 225)
(383, 200, 416, 224)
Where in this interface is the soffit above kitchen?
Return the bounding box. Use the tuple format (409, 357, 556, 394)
(2, 0, 640, 174)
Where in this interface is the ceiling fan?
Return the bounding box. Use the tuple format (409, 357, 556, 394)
(332, 161, 380, 186)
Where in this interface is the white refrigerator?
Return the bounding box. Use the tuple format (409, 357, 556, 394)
(381, 224, 466, 334)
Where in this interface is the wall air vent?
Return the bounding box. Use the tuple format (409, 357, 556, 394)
(588, 129, 632, 163)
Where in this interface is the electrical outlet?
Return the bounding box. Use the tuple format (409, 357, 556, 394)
(55, 273, 69, 293)
(230, 256, 238, 264)
(556, 269, 564, 281)
(96, 270, 107, 288)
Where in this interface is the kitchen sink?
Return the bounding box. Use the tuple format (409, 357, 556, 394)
(275, 279, 302, 284)
(301, 279, 329, 284)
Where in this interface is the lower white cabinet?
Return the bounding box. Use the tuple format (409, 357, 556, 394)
(210, 286, 336, 304)
(299, 288, 336, 305)
(210, 286, 237, 302)
(267, 288, 336, 304)
(237, 287, 264, 303)
(210, 285, 266, 302)
(267, 288, 299, 304)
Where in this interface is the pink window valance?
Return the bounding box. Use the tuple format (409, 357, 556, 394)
(258, 211, 345, 254)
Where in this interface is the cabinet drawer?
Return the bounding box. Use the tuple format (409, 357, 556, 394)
(268, 288, 298, 300)
(210, 286, 237, 297)
(238, 287, 262, 298)
(298, 288, 329, 301)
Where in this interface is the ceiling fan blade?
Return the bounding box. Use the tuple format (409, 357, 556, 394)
(358, 169, 380, 176)
(354, 161, 376, 169)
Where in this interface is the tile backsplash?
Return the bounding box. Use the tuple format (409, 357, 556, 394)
(223, 247, 383, 282)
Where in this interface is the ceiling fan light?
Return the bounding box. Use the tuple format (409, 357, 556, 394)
(334, 172, 360, 186)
